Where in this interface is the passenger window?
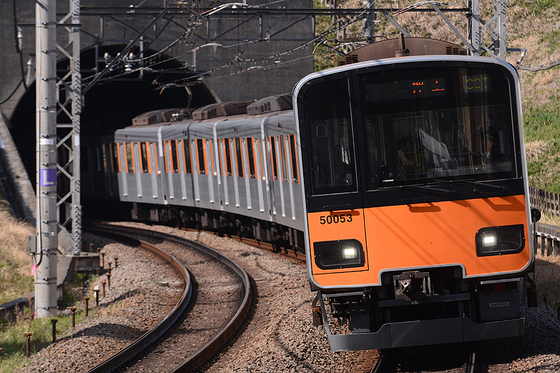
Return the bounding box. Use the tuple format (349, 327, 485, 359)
(224, 139, 232, 176)
(247, 138, 256, 178)
(280, 136, 288, 182)
(290, 135, 299, 183)
(182, 140, 192, 173)
(170, 140, 179, 173)
(126, 143, 134, 173)
(235, 138, 244, 177)
(197, 139, 206, 174)
(269, 136, 278, 180)
(140, 142, 149, 173)
(112, 143, 119, 173)
(95, 147, 102, 172)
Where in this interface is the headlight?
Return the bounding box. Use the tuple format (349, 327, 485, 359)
(314, 239, 365, 269)
(476, 224, 525, 257)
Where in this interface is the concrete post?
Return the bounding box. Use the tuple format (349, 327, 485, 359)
(35, 0, 58, 318)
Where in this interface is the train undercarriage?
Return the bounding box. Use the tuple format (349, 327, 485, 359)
(314, 266, 536, 351)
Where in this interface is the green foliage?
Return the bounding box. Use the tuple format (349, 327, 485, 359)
(513, 0, 560, 16)
(523, 100, 560, 143)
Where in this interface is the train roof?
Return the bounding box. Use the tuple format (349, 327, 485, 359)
(337, 36, 467, 66)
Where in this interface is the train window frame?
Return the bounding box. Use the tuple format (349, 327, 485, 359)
(269, 136, 278, 181)
(197, 139, 206, 175)
(152, 143, 159, 175)
(101, 144, 109, 173)
(235, 138, 244, 177)
(169, 140, 179, 173)
(224, 139, 233, 176)
(95, 147, 102, 172)
(290, 134, 299, 183)
(182, 139, 192, 174)
(280, 135, 289, 182)
(140, 142, 149, 173)
(208, 139, 215, 176)
(125, 142, 135, 173)
(247, 137, 256, 178)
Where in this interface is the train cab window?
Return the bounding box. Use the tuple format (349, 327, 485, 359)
(235, 138, 244, 177)
(269, 136, 278, 180)
(170, 140, 179, 173)
(357, 66, 516, 189)
(140, 142, 149, 173)
(182, 140, 192, 173)
(290, 134, 299, 183)
(301, 77, 357, 195)
(247, 138, 256, 178)
(125, 143, 134, 173)
(197, 139, 206, 175)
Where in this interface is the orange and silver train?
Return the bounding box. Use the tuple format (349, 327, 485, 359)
(293, 41, 538, 350)
(84, 37, 539, 352)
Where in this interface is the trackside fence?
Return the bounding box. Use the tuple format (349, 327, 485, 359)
(528, 186, 560, 256)
(530, 186, 560, 217)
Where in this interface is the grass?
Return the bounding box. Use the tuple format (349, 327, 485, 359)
(0, 204, 35, 305)
(0, 308, 90, 373)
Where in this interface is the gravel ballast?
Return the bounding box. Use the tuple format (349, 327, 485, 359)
(14, 224, 560, 372)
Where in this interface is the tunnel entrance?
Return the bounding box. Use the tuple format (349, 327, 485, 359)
(9, 44, 217, 189)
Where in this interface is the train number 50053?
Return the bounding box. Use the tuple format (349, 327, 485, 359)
(319, 214, 353, 225)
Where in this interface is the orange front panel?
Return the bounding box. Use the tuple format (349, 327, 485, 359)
(309, 195, 531, 288)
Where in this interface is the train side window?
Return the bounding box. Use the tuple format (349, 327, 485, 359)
(170, 140, 179, 173)
(125, 143, 134, 173)
(95, 147, 102, 172)
(290, 134, 299, 183)
(197, 139, 206, 174)
(235, 138, 244, 177)
(182, 140, 192, 173)
(280, 135, 288, 182)
(247, 138, 256, 178)
(153, 143, 159, 174)
(224, 139, 233, 176)
(101, 144, 109, 173)
(257, 139, 264, 180)
(107, 144, 114, 173)
(269, 136, 278, 180)
(140, 142, 149, 173)
(208, 140, 215, 176)
(112, 143, 120, 173)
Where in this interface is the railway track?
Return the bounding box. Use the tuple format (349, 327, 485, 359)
(84, 223, 252, 372)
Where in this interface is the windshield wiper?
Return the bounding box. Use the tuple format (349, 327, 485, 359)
(411, 185, 456, 195)
(432, 178, 506, 193)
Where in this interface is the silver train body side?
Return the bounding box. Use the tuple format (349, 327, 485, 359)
(86, 103, 305, 247)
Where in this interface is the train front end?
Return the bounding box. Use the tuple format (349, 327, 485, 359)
(294, 56, 536, 351)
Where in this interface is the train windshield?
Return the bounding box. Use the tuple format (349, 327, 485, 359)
(357, 66, 516, 189)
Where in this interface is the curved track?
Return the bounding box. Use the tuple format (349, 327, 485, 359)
(84, 223, 252, 372)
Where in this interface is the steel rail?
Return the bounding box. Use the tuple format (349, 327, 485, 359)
(83, 225, 192, 373)
(86, 223, 253, 372)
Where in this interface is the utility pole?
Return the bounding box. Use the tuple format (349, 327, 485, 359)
(35, 0, 58, 318)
